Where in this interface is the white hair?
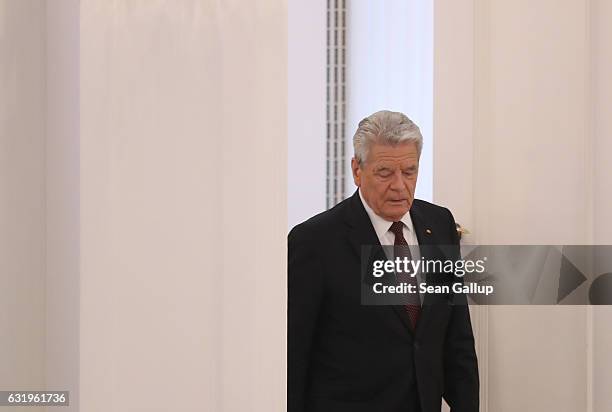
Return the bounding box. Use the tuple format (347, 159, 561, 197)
(353, 110, 423, 165)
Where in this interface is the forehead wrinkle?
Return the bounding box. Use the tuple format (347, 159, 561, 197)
(370, 149, 418, 161)
(374, 153, 417, 161)
(372, 155, 419, 167)
(373, 156, 418, 164)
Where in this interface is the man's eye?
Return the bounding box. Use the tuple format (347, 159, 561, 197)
(377, 171, 392, 177)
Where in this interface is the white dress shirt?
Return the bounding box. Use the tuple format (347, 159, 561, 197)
(359, 189, 423, 302)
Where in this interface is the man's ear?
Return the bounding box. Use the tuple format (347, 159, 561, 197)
(351, 157, 361, 187)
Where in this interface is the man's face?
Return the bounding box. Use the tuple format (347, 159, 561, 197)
(352, 142, 419, 222)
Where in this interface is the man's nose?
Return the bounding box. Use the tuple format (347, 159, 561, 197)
(389, 170, 405, 191)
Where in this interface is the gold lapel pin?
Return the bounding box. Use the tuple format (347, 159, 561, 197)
(425, 229, 432, 234)
(455, 223, 470, 240)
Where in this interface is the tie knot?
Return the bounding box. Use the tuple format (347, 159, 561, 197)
(389, 221, 404, 236)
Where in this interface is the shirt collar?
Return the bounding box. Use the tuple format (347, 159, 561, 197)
(358, 189, 415, 239)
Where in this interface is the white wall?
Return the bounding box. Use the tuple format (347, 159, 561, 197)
(288, 0, 326, 229)
(0, 0, 47, 401)
(3, 1, 288, 411)
(435, 0, 612, 410)
(45, 1, 80, 410)
(591, 0, 612, 409)
(79, 4, 223, 408)
(79, 1, 287, 411)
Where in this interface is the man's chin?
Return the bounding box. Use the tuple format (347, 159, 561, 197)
(382, 205, 410, 221)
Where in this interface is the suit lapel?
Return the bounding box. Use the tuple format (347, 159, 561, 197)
(409, 203, 432, 246)
(409, 203, 439, 338)
(346, 191, 384, 261)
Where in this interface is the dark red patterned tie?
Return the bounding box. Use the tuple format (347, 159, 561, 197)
(389, 221, 421, 330)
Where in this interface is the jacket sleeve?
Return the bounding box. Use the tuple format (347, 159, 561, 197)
(287, 225, 325, 412)
(442, 209, 480, 412)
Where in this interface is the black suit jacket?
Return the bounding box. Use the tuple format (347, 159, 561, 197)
(288, 191, 479, 412)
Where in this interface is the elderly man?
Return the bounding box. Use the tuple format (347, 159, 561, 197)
(288, 110, 479, 412)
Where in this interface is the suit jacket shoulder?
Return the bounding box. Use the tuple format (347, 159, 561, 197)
(412, 198, 455, 222)
(288, 196, 351, 245)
